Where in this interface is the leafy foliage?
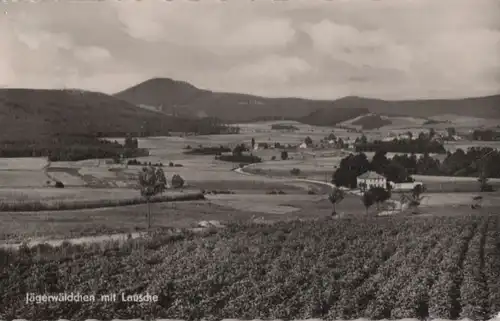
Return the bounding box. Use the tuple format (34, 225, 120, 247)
(184, 145, 231, 155)
(333, 147, 500, 189)
(355, 135, 446, 154)
(362, 191, 375, 213)
(171, 174, 185, 189)
(138, 166, 168, 229)
(328, 188, 345, 215)
(218, 154, 262, 164)
(0, 135, 149, 162)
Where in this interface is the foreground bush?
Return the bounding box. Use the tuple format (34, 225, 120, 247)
(1, 214, 498, 320)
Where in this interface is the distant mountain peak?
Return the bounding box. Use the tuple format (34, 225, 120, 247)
(130, 77, 200, 91)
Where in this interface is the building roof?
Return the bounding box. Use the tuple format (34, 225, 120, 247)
(357, 171, 386, 180)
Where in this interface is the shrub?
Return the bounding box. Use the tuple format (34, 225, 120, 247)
(290, 168, 301, 175)
(54, 181, 65, 188)
(171, 174, 185, 189)
(169, 162, 174, 167)
(219, 154, 262, 164)
(185, 146, 231, 155)
(281, 151, 288, 160)
(271, 156, 276, 160)
(174, 164, 183, 167)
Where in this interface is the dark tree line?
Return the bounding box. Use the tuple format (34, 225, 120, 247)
(471, 129, 500, 141)
(271, 124, 299, 131)
(184, 145, 231, 155)
(400, 147, 500, 178)
(333, 147, 500, 189)
(332, 151, 414, 188)
(0, 135, 148, 162)
(355, 135, 446, 154)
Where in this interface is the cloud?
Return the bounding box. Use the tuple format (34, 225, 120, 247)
(114, 1, 296, 56)
(74, 46, 112, 64)
(303, 20, 413, 72)
(0, 0, 499, 99)
(227, 55, 311, 85)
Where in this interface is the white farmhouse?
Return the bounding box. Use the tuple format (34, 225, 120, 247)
(357, 171, 387, 190)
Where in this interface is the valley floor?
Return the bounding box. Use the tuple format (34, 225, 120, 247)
(1, 123, 500, 320)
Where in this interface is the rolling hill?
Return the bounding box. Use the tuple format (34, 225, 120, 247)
(0, 88, 209, 141)
(114, 78, 369, 122)
(115, 78, 500, 125)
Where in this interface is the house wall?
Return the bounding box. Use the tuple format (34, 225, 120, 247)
(357, 177, 387, 190)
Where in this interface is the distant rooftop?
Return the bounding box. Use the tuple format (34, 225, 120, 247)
(358, 171, 386, 180)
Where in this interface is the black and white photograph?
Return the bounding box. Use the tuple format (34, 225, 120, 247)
(1, 0, 500, 319)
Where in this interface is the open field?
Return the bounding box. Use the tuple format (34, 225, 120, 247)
(0, 188, 203, 212)
(1, 214, 500, 320)
(0, 157, 48, 170)
(0, 194, 338, 242)
(2, 122, 500, 239)
(0, 170, 50, 187)
(2, 123, 499, 213)
(0, 187, 140, 201)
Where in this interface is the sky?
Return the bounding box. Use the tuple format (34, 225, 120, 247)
(1, 0, 500, 100)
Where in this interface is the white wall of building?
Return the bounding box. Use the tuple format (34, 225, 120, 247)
(357, 177, 387, 190)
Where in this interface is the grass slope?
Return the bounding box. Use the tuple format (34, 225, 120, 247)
(115, 78, 500, 124)
(351, 114, 393, 130)
(1, 214, 499, 320)
(0, 88, 202, 141)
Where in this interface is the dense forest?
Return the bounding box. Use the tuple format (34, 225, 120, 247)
(355, 135, 447, 154)
(0, 135, 148, 162)
(471, 129, 500, 141)
(333, 147, 500, 189)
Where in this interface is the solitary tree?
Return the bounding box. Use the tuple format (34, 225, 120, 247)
(447, 127, 456, 138)
(281, 151, 288, 160)
(138, 166, 166, 230)
(156, 167, 168, 194)
(412, 184, 425, 199)
(402, 184, 426, 214)
(370, 186, 391, 211)
(251, 137, 256, 150)
(305, 136, 313, 146)
(429, 128, 436, 139)
(362, 191, 375, 215)
(328, 187, 345, 216)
